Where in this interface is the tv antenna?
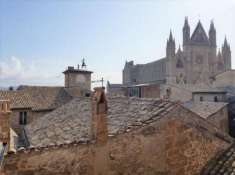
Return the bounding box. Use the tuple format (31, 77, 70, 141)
(92, 77, 104, 87)
(81, 58, 87, 69)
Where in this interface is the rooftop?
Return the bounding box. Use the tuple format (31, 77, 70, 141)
(63, 66, 93, 74)
(0, 86, 73, 111)
(201, 143, 235, 174)
(26, 96, 177, 147)
(184, 101, 227, 119)
(0, 91, 32, 109)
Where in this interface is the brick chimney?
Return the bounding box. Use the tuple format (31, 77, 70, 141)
(0, 100, 11, 150)
(91, 87, 108, 145)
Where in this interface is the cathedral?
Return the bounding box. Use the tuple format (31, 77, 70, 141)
(123, 17, 232, 86)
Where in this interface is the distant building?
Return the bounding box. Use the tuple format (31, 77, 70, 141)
(122, 18, 231, 86)
(107, 82, 161, 99)
(106, 81, 124, 96)
(192, 89, 227, 102)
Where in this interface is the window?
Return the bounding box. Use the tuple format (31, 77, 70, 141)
(214, 96, 218, 102)
(129, 87, 140, 97)
(200, 96, 203, 102)
(19, 112, 27, 125)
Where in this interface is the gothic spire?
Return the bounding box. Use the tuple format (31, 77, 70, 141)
(222, 36, 231, 70)
(223, 37, 230, 48)
(183, 17, 189, 28)
(209, 20, 216, 48)
(166, 30, 175, 58)
(169, 30, 174, 42)
(209, 20, 215, 31)
(183, 17, 190, 46)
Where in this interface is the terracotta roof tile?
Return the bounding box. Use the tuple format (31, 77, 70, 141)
(0, 91, 32, 109)
(18, 86, 72, 111)
(0, 86, 73, 111)
(201, 143, 235, 174)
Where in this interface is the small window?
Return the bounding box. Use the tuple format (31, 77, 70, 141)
(200, 96, 203, 102)
(214, 96, 218, 102)
(85, 93, 90, 97)
(19, 112, 27, 125)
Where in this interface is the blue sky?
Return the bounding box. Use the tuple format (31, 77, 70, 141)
(0, 0, 234, 87)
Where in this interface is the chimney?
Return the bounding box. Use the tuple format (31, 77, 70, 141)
(0, 100, 11, 151)
(91, 87, 108, 145)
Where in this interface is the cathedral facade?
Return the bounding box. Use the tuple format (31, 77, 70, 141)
(123, 18, 231, 86)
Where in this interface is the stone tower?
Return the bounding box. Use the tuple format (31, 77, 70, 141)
(208, 21, 217, 75)
(222, 37, 231, 71)
(181, 20, 216, 84)
(209, 21, 216, 48)
(63, 64, 93, 97)
(0, 100, 11, 151)
(166, 30, 176, 58)
(183, 17, 190, 46)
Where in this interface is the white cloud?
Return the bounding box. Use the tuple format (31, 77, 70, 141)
(0, 56, 63, 87)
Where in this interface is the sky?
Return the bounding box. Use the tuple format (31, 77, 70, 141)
(0, 0, 235, 87)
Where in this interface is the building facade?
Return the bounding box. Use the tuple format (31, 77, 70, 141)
(123, 18, 231, 86)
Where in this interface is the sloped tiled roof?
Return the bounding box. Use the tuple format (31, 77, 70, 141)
(18, 86, 72, 111)
(184, 102, 227, 119)
(0, 86, 73, 111)
(0, 91, 32, 109)
(201, 143, 235, 174)
(26, 97, 177, 147)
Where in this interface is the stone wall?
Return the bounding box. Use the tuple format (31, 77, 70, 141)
(140, 84, 160, 98)
(2, 106, 231, 175)
(192, 93, 227, 102)
(65, 73, 91, 91)
(160, 84, 193, 102)
(123, 59, 167, 85)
